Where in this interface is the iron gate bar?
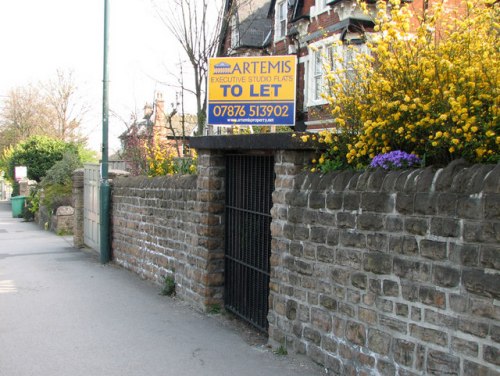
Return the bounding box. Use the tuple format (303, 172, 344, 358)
(225, 205, 272, 217)
(224, 154, 274, 333)
(225, 254, 271, 276)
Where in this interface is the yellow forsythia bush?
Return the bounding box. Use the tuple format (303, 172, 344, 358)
(145, 137, 197, 177)
(320, 0, 499, 169)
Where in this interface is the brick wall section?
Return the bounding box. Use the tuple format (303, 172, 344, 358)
(111, 150, 225, 311)
(269, 155, 500, 376)
(191, 150, 226, 306)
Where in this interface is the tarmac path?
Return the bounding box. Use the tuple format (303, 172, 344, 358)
(0, 201, 325, 376)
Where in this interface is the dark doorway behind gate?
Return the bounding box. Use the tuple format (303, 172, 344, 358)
(224, 154, 275, 332)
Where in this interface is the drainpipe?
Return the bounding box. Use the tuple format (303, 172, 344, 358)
(100, 0, 111, 264)
(290, 29, 305, 131)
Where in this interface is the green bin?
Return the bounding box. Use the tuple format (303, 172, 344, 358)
(11, 196, 26, 218)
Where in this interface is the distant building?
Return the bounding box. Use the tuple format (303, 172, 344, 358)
(120, 93, 197, 158)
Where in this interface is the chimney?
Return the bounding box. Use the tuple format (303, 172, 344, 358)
(154, 92, 165, 125)
(143, 103, 154, 122)
(154, 92, 167, 139)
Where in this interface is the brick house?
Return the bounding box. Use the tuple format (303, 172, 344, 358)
(150, 93, 197, 157)
(219, 0, 466, 131)
(120, 93, 197, 159)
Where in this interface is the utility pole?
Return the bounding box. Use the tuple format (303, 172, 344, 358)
(100, 0, 111, 264)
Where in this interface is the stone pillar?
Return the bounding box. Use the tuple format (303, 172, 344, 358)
(73, 169, 84, 248)
(18, 178, 37, 197)
(195, 149, 226, 310)
(187, 134, 321, 314)
(52, 206, 75, 234)
(18, 179, 29, 197)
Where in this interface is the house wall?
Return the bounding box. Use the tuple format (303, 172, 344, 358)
(265, 0, 468, 128)
(219, 1, 471, 129)
(269, 155, 500, 375)
(275, 1, 365, 127)
(305, 5, 340, 39)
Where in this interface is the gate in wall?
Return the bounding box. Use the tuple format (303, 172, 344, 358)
(83, 164, 100, 252)
(82, 161, 129, 253)
(224, 154, 275, 332)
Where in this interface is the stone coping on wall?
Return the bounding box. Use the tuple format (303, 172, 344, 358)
(289, 159, 500, 194)
(113, 174, 196, 189)
(189, 133, 322, 151)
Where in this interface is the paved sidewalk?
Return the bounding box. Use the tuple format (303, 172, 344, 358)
(0, 201, 324, 376)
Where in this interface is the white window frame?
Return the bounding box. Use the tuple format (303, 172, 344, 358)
(230, 14, 239, 49)
(306, 36, 337, 107)
(310, 0, 330, 18)
(339, 40, 370, 84)
(274, 0, 287, 42)
(332, 0, 374, 22)
(305, 36, 368, 108)
(312, 46, 333, 102)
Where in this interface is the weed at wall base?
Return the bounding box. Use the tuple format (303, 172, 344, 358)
(160, 276, 176, 296)
(207, 304, 221, 314)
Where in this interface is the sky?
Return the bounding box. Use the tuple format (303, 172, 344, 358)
(0, 0, 194, 153)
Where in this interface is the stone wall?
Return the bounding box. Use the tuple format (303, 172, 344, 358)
(269, 155, 500, 375)
(111, 150, 225, 311)
(76, 134, 499, 374)
(51, 206, 74, 234)
(37, 204, 74, 234)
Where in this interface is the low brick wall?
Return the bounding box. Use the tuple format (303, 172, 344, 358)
(111, 150, 225, 311)
(112, 175, 197, 290)
(269, 157, 500, 375)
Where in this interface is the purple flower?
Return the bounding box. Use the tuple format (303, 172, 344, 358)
(370, 151, 421, 170)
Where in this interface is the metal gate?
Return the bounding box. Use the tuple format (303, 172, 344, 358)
(224, 154, 274, 332)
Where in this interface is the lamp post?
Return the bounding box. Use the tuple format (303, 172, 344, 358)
(100, 0, 110, 264)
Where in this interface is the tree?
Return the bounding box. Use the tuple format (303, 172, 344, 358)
(5, 136, 78, 182)
(118, 117, 149, 176)
(151, 0, 227, 135)
(42, 69, 88, 143)
(314, 0, 499, 170)
(39, 151, 85, 214)
(0, 85, 53, 152)
(0, 70, 87, 153)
